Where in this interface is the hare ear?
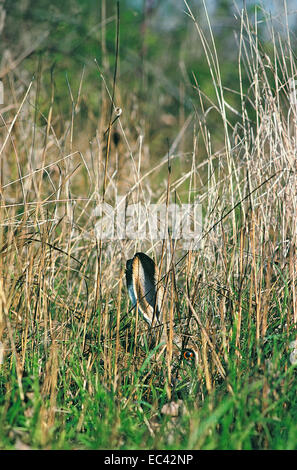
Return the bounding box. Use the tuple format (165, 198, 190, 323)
(126, 252, 163, 326)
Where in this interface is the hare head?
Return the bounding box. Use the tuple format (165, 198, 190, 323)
(125, 252, 199, 377)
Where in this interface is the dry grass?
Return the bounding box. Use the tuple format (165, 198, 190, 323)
(0, 3, 296, 449)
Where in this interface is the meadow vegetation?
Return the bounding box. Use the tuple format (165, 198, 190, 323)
(0, 0, 296, 449)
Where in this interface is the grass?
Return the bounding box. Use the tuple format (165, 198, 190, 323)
(0, 2, 296, 450)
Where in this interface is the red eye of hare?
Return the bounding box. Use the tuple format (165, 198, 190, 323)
(183, 350, 194, 361)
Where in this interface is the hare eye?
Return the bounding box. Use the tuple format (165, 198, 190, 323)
(183, 350, 194, 361)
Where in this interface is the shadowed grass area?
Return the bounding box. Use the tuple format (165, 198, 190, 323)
(0, 2, 296, 450)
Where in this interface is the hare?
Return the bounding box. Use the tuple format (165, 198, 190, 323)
(125, 252, 199, 382)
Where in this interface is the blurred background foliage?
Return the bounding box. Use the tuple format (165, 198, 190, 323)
(1, 0, 297, 161)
